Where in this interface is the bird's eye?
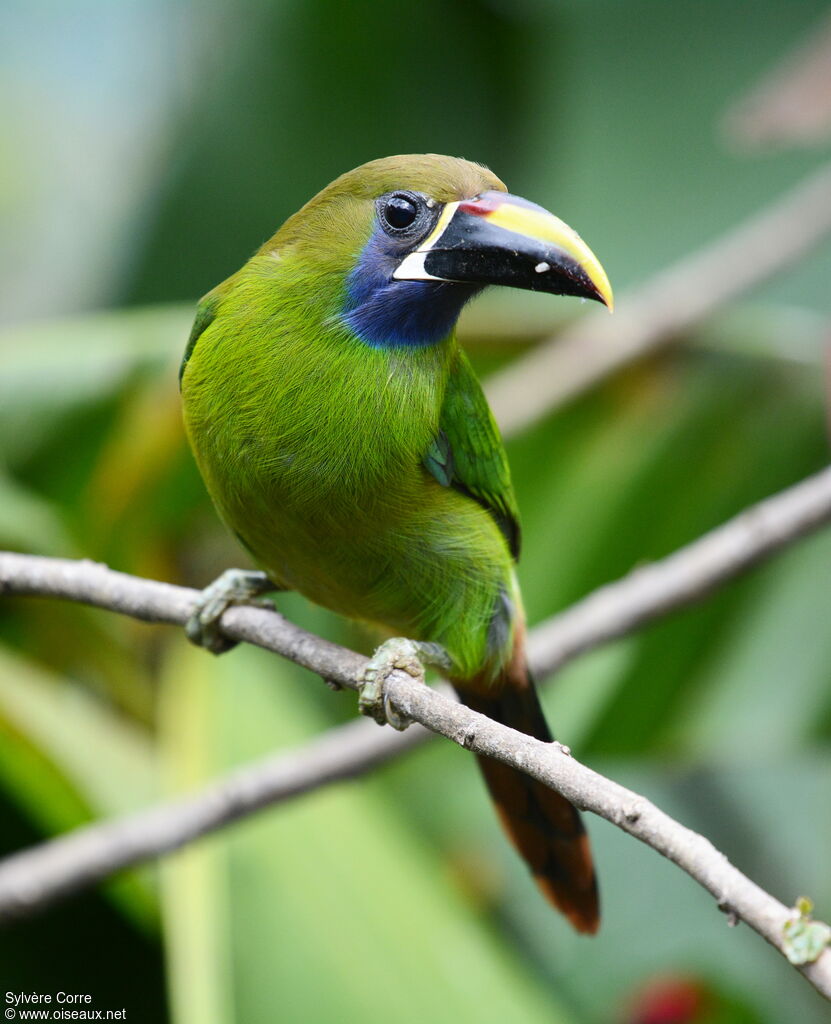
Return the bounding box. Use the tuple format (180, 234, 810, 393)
(382, 194, 419, 231)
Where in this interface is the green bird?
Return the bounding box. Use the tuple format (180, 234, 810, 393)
(181, 154, 612, 934)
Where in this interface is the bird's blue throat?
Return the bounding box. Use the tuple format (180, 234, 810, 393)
(342, 231, 479, 348)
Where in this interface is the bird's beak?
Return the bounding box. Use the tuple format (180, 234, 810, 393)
(393, 190, 613, 311)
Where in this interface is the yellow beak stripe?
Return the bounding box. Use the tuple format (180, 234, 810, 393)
(482, 202, 614, 311)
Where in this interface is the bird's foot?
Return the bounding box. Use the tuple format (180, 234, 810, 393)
(185, 569, 276, 654)
(358, 638, 452, 731)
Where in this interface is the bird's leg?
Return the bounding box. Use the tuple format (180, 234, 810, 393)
(358, 638, 452, 731)
(185, 568, 279, 655)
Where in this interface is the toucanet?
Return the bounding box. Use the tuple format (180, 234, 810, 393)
(181, 154, 613, 933)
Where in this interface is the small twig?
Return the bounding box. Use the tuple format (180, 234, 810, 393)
(722, 10, 831, 149)
(486, 160, 831, 436)
(530, 463, 831, 676)
(0, 714, 424, 916)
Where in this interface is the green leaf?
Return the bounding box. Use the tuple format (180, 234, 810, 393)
(674, 528, 831, 758)
(0, 644, 158, 925)
(0, 305, 191, 465)
(783, 898, 831, 966)
(0, 468, 75, 554)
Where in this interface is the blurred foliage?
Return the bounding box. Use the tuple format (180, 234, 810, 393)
(1, 1, 831, 1022)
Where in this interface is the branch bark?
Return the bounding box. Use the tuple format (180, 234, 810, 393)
(4, 465, 831, 686)
(530, 463, 831, 676)
(486, 160, 831, 436)
(721, 10, 831, 149)
(0, 578, 829, 999)
(2, 465, 831, 998)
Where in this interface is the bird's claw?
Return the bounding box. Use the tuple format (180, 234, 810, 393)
(185, 568, 275, 654)
(358, 638, 451, 730)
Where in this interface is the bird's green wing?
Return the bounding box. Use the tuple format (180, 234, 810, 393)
(425, 350, 521, 559)
(179, 286, 225, 385)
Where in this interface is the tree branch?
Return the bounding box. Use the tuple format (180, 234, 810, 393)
(0, 713, 425, 916)
(4, 466, 831, 687)
(2, 466, 831, 997)
(486, 160, 831, 435)
(0, 577, 829, 999)
(530, 463, 831, 677)
(721, 10, 831, 150)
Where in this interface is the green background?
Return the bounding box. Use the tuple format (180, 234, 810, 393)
(1, 1, 830, 1021)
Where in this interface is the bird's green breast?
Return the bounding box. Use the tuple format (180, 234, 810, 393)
(183, 252, 517, 679)
(184, 266, 449, 499)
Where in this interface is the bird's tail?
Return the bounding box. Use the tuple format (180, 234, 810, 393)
(454, 643, 599, 933)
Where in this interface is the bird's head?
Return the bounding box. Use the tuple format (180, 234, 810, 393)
(264, 154, 612, 348)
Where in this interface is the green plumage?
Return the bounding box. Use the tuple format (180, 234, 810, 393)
(182, 156, 519, 681)
(181, 155, 602, 931)
(429, 349, 521, 559)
